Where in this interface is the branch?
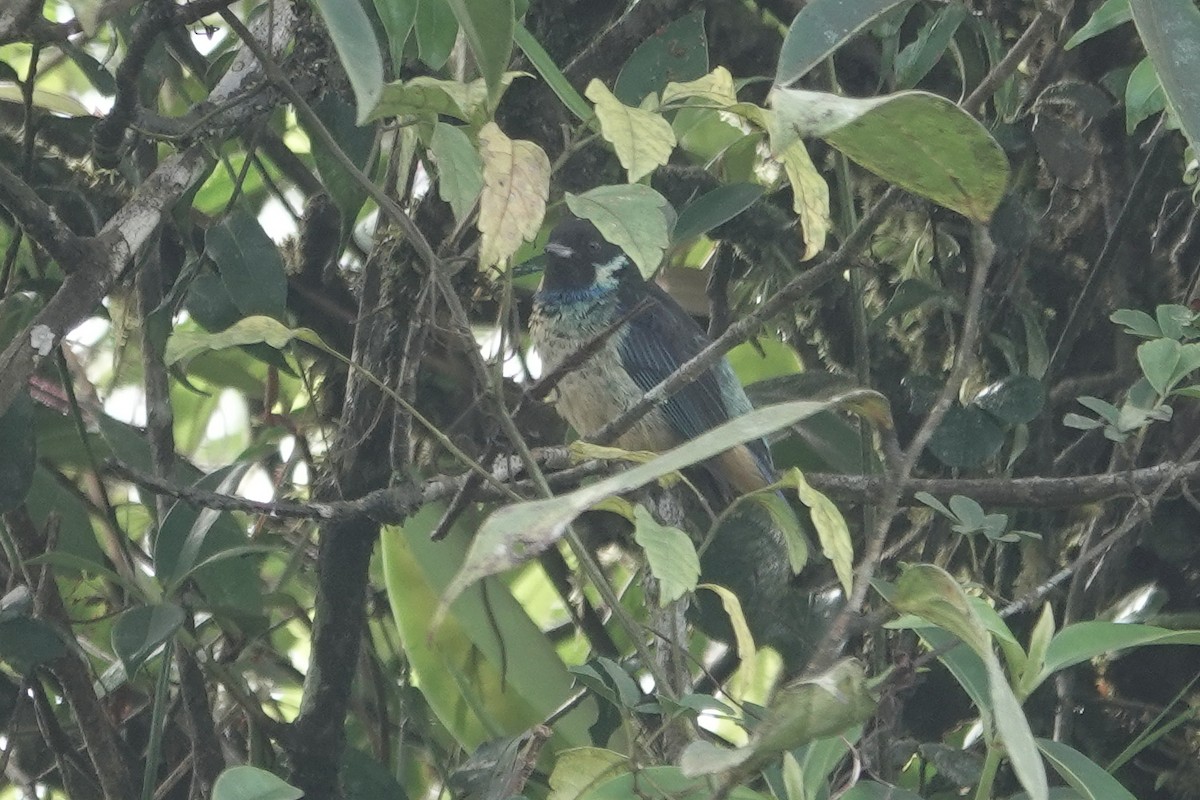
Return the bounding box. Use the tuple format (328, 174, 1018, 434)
(0, 145, 211, 417)
(0, 160, 93, 270)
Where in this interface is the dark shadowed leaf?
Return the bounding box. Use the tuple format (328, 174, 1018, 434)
(673, 183, 765, 242)
(973, 375, 1045, 425)
(313, 0, 383, 123)
(111, 603, 185, 677)
(307, 95, 376, 223)
(0, 617, 66, 674)
(0, 392, 35, 513)
(927, 405, 1005, 468)
(614, 11, 708, 105)
(205, 214, 288, 320)
(776, 0, 915, 86)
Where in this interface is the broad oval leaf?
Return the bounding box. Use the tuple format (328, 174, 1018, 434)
(776, 0, 916, 86)
(111, 603, 185, 678)
(973, 375, 1046, 425)
(770, 88, 1009, 221)
(673, 182, 764, 242)
(205, 213, 288, 320)
(430, 122, 484, 224)
(614, 10, 708, 105)
(565, 184, 673, 277)
(586, 79, 677, 183)
(632, 506, 700, 604)
(0, 617, 67, 674)
(212, 766, 303, 800)
(312, 0, 383, 124)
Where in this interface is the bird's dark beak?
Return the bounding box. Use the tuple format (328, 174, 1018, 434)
(544, 242, 573, 258)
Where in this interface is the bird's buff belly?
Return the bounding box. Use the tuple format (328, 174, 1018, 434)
(535, 334, 678, 452)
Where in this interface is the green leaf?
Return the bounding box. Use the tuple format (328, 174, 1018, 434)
(613, 10, 708, 105)
(0, 617, 66, 674)
(586, 79, 677, 183)
(973, 375, 1045, 425)
(414, 0, 458, 70)
(312, 0, 383, 124)
(776, 0, 916, 86)
(678, 740, 752, 777)
(988, 655, 1048, 800)
(514, 22, 591, 122)
(111, 603, 185, 678)
(787, 468, 853, 594)
(372, 0, 417, 68)
(1137, 337, 1181, 395)
(445, 0, 514, 97)
(212, 766, 303, 800)
(307, 94, 376, 223)
(578, 765, 770, 800)
(440, 393, 882, 610)
(1125, 57, 1166, 134)
(1066, 0, 1131, 49)
(1130, 0, 1200, 153)
(379, 502, 595, 750)
(632, 506, 700, 604)
(747, 658, 876, 763)
(699, 583, 757, 666)
(0, 392, 35, 513)
(770, 88, 1009, 222)
(565, 184, 673, 278)
(548, 748, 628, 800)
(1036, 739, 1137, 800)
(927, 405, 1005, 468)
(673, 182, 765, 242)
(894, 4, 969, 90)
(430, 122, 484, 224)
(1110, 307, 1161, 338)
(1035, 621, 1200, 691)
(205, 213, 288, 320)
(727, 338, 803, 384)
(1155, 303, 1191, 340)
(166, 316, 325, 367)
(837, 782, 925, 800)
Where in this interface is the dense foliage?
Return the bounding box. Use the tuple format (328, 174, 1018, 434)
(2, 1, 1200, 799)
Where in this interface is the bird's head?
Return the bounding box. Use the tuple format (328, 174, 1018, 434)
(540, 216, 641, 297)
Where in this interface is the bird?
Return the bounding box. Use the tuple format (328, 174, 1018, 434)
(530, 215, 825, 664)
(530, 215, 776, 501)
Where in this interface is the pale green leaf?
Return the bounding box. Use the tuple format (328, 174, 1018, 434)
(776, 0, 915, 86)
(632, 506, 700, 604)
(1036, 739, 1137, 800)
(565, 184, 672, 277)
(1131, 0, 1200, 154)
(586, 79, 677, 183)
(661, 66, 738, 107)
(445, 0, 514, 97)
(770, 87, 1009, 221)
(212, 766, 303, 800)
(430, 122, 484, 224)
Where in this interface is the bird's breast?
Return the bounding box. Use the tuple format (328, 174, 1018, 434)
(531, 303, 677, 452)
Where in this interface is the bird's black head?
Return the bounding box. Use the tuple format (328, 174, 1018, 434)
(541, 216, 639, 294)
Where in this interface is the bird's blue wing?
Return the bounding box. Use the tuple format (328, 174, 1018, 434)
(616, 282, 775, 482)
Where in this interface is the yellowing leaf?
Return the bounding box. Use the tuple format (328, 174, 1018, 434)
(776, 139, 830, 260)
(785, 469, 853, 594)
(478, 122, 550, 268)
(700, 583, 757, 670)
(661, 66, 737, 107)
(586, 79, 676, 182)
